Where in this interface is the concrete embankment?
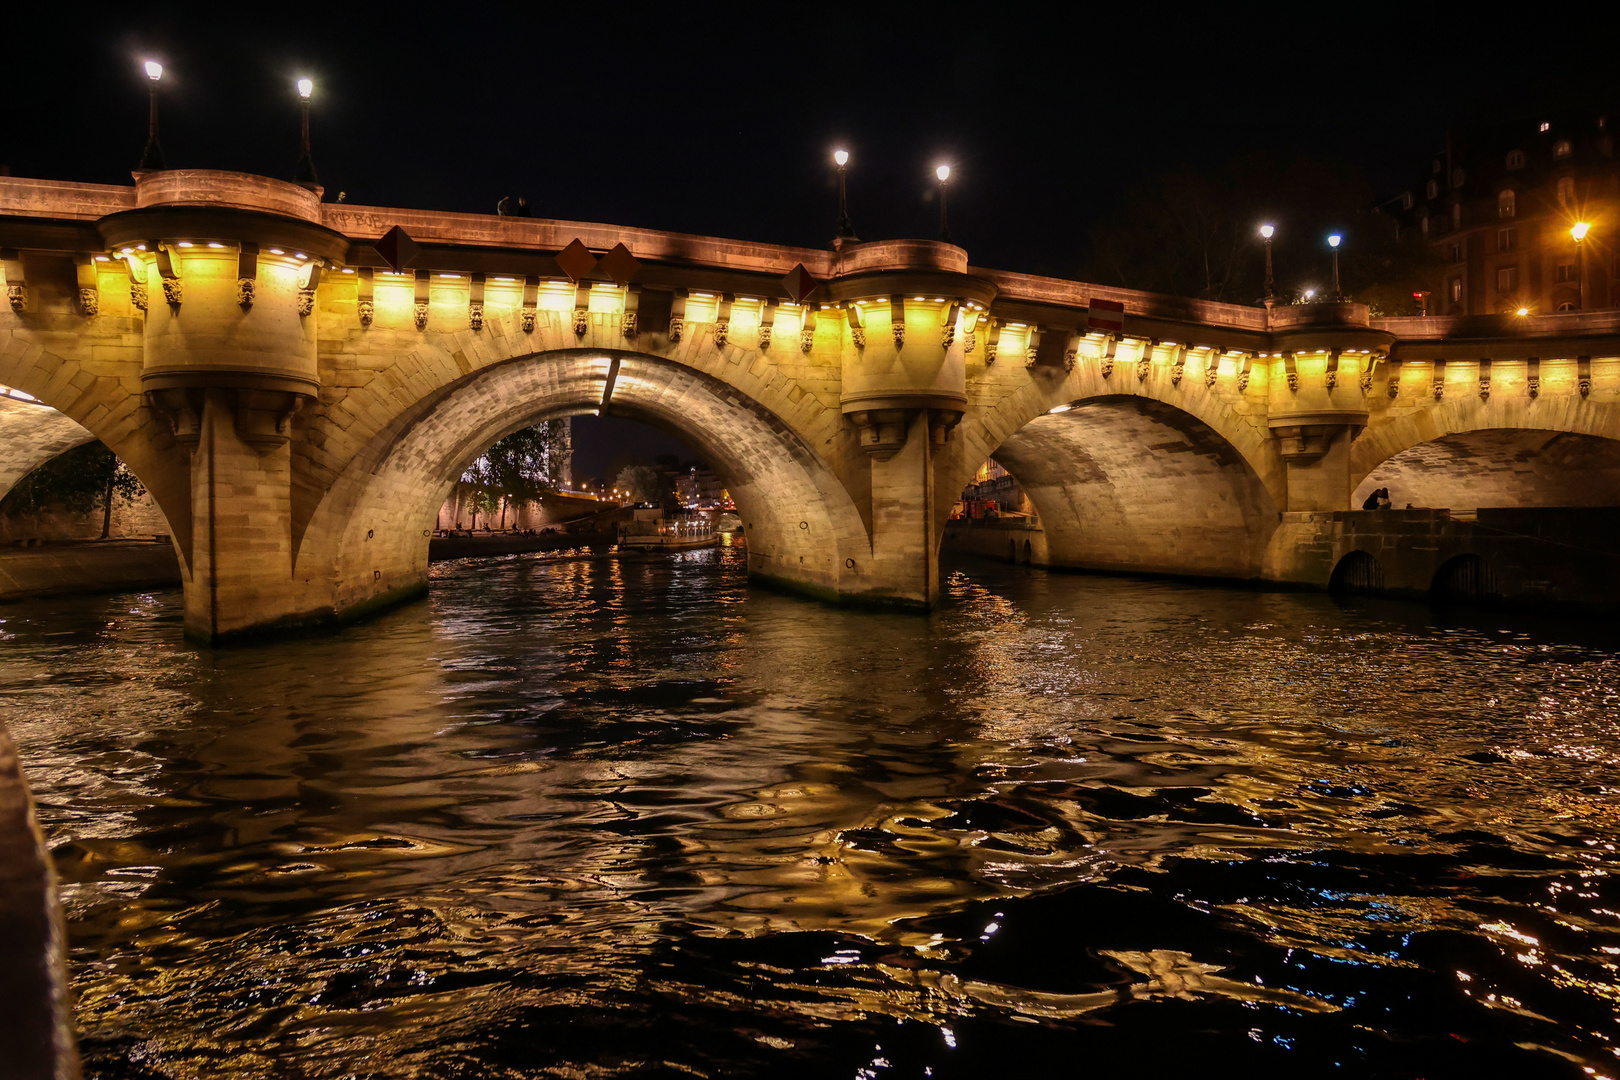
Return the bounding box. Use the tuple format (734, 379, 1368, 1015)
(0, 539, 180, 600)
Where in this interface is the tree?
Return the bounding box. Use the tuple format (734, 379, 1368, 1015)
(614, 464, 672, 506)
(0, 442, 145, 538)
(1080, 153, 1443, 314)
(460, 420, 568, 526)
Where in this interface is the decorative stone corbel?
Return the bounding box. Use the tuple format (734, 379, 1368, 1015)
(296, 262, 322, 318)
(1360, 354, 1378, 393)
(847, 408, 911, 460)
(74, 255, 99, 316)
(1526, 357, 1540, 399)
(1237, 354, 1255, 393)
(155, 244, 182, 307)
(1324, 348, 1342, 390)
(521, 276, 538, 333)
(468, 273, 485, 331)
(942, 301, 960, 348)
(237, 243, 258, 309)
(1206, 351, 1226, 387)
(758, 298, 776, 350)
(928, 407, 964, 449)
(668, 289, 687, 342)
(2, 249, 26, 313)
(413, 270, 430, 330)
(232, 389, 308, 453)
(1023, 325, 1042, 370)
(1431, 358, 1446, 400)
(889, 295, 905, 349)
(1477, 357, 1491, 399)
(573, 284, 591, 337)
(121, 254, 147, 312)
(1099, 335, 1119, 378)
(622, 285, 641, 338)
(963, 312, 982, 354)
(144, 388, 205, 449)
(1282, 351, 1298, 391)
(356, 267, 374, 327)
(799, 305, 817, 353)
(1135, 340, 1154, 381)
(1063, 330, 1080, 373)
(713, 294, 734, 348)
(1168, 343, 1187, 386)
(1579, 355, 1592, 397)
(982, 318, 1001, 364)
(846, 304, 866, 349)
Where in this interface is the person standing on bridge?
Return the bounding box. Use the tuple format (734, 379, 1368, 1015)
(496, 195, 513, 216)
(514, 197, 532, 217)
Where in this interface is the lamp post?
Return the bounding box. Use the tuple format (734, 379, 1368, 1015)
(1328, 233, 1343, 301)
(1573, 221, 1590, 310)
(936, 164, 952, 242)
(295, 78, 319, 189)
(833, 149, 857, 243)
(137, 60, 165, 173)
(1259, 223, 1276, 304)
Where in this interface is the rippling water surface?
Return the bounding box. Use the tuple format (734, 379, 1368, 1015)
(4, 548, 1620, 1077)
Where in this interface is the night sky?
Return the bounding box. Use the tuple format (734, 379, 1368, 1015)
(9, 9, 1614, 470)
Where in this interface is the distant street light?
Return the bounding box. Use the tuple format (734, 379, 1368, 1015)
(295, 77, 319, 189)
(1573, 222, 1591, 309)
(1259, 223, 1276, 303)
(137, 60, 165, 173)
(833, 149, 857, 243)
(1327, 233, 1343, 301)
(936, 164, 952, 242)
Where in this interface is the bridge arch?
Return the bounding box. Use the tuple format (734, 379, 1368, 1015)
(967, 393, 1282, 579)
(297, 348, 869, 617)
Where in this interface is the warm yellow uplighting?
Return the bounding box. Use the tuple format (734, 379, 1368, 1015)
(1572, 222, 1591, 242)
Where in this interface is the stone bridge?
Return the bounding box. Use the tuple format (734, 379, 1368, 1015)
(3, 169, 1619, 640)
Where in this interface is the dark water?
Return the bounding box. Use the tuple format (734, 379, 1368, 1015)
(4, 548, 1620, 1078)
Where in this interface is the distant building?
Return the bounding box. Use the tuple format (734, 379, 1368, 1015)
(958, 459, 1031, 516)
(675, 467, 727, 508)
(1391, 110, 1619, 314)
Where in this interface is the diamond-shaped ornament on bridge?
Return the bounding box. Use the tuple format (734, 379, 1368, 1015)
(554, 239, 598, 282)
(782, 263, 819, 304)
(596, 243, 640, 285)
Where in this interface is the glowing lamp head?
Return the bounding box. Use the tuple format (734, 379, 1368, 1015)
(1516, 307, 1530, 316)
(833, 149, 849, 167)
(936, 164, 951, 183)
(1259, 224, 1274, 239)
(143, 60, 163, 82)
(297, 78, 313, 99)
(1573, 221, 1591, 241)
(1304, 289, 1317, 300)
(1328, 234, 1342, 248)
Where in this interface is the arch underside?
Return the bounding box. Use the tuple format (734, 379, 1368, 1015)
(0, 397, 98, 503)
(990, 397, 1279, 579)
(300, 350, 868, 615)
(1355, 430, 1620, 512)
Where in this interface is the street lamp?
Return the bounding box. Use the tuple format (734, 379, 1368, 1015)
(936, 164, 952, 242)
(833, 149, 857, 243)
(1573, 222, 1591, 310)
(137, 60, 165, 173)
(1259, 223, 1276, 303)
(295, 77, 319, 189)
(1327, 233, 1343, 301)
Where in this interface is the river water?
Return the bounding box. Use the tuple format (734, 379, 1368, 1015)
(3, 547, 1620, 1078)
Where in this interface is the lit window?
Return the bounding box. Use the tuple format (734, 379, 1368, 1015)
(1555, 139, 1573, 159)
(1555, 262, 1578, 283)
(1498, 189, 1516, 217)
(1558, 176, 1576, 203)
(1558, 301, 1577, 311)
(1450, 277, 1463, 302)
(1496, 266, 1518, 292)
(1506, 150, 1525, 170)
(1498, 228, 1516, 252)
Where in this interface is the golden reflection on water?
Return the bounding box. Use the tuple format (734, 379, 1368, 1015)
(5, 550, 1620, 1076)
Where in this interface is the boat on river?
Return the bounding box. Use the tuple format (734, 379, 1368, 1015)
(618, 507, 721, 552)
